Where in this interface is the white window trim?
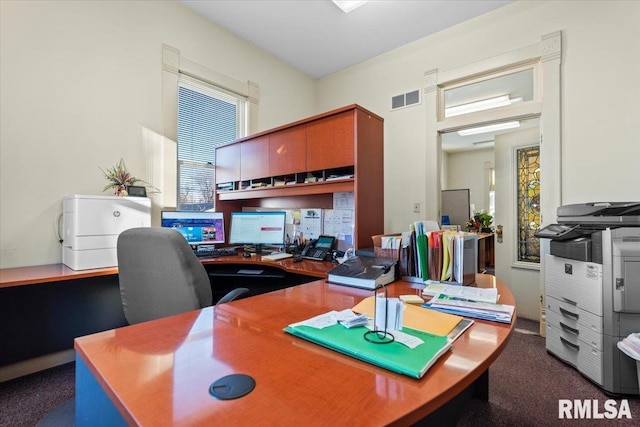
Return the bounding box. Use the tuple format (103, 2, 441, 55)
(159, 44, 260, 210)
(428, 32, 562, 230)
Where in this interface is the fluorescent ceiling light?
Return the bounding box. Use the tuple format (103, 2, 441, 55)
(458, 121, 520, 136)
(332, 0, 369, 13)
(446, 95, 522, 118)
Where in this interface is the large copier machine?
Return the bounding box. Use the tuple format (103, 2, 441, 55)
(537, 202, 640, 395)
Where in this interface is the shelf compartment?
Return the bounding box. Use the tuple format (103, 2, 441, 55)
(218, 179, 354, 201)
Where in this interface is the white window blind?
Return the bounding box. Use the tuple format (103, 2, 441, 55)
(177, 75, 246, 210)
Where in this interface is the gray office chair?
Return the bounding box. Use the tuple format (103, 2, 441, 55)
(38, 229, 247, 426)
(117, 227, 248, 325)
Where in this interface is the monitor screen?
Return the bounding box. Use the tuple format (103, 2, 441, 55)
(160, 211, 225, 246)
(228, 211, 286, 247)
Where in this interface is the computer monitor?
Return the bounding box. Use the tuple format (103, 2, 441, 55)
(228, 211, 286, 253)
(160, 211, 225, 247)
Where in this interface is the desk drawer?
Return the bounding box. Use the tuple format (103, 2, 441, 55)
(545, 255, 603, 316)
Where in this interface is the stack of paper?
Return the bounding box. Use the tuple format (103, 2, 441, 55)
(424, 294, 514, 324)
(422, 282, 499, 304)
(374, 295, 404, 331)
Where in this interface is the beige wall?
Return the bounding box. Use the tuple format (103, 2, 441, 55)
(316, 0, 640, 234)
(2, 0, 640, 269)
(0, 1, 316, 268)
(445, 148, 495, 215)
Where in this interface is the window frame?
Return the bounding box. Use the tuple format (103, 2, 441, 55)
(160, 44, 259, 212)
(176, 75, 247, 211)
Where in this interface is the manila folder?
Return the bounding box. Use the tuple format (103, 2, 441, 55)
(352, 296, 462, 336)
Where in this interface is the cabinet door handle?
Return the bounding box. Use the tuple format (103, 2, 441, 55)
(559, 321, 579, 336)
(561, 297, 578, 306)
(559, 307, 579, 320)
(560, 336, 580, 351)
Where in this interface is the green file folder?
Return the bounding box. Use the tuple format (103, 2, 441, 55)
(416, 234, 429, 280)
(284, 323, 450, 379)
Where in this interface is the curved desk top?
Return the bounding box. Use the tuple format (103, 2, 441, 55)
(0, 255, 333, 288)
(75, 274, 515, 426)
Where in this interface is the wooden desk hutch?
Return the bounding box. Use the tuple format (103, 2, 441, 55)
(214, 104, 384, 250)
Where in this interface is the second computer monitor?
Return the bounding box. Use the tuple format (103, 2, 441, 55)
(160, 211, 225, 247)
(228, 211, 286, 253)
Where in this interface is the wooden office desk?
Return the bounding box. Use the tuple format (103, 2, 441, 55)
(0, 264, 118, 289)
(0, 255, 333, 378)
(0, 255, 330, 289)
(75, 274, 515, 426)
(476, 233, 495, 272)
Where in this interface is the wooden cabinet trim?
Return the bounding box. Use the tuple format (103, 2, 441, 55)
(229, 104, 382, 146)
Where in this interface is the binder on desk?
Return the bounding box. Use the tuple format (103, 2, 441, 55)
(284, 323, 450, 379)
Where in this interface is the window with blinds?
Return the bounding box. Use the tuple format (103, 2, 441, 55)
(177, 75, 246, 211)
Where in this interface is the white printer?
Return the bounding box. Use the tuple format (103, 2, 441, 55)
(62, 194, 151, 270)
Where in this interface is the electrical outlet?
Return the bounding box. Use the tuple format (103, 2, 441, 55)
(413, 202, 420, 213)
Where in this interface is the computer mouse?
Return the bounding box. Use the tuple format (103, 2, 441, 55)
(242, 252, 251, 258)
(293, 255, 303, 263)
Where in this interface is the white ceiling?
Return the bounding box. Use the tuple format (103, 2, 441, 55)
(179, 0, 514, 79)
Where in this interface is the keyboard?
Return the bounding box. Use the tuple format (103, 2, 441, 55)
(261, 252, 293, 261)
(194, 247, 238, 258)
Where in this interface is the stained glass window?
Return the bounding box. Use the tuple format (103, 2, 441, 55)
(517, 146, 540, 263)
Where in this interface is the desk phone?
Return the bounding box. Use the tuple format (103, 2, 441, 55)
(301, 235, 335, 261)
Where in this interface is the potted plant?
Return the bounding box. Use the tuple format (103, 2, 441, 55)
(474, 211, 494, 233)
(100, 158, 146, 196)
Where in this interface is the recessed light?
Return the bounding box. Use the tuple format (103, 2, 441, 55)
(446, 95, 523, 118)
(332, 0, 369, 13)
(458, 121, 520, 136)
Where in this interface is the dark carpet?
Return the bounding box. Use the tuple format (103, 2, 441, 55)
(1, 318, 638, 426)
(0, 362, 74, 427)
(458, 318, 640, 427)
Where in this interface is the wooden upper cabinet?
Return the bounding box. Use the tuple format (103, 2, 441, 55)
(306, 111, 354, 171)
(215, 143, 241, 184)
(240, 136, 269, 181)
(269, 126, 306, 176)
(216, 105, 384, 250)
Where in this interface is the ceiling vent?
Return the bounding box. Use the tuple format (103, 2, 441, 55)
(391, 89, 420, 110)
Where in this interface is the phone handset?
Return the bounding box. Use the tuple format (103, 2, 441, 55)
(301, 239, 317, 257)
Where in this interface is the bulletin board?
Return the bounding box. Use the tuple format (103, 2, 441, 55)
(441, 189, 470, 228)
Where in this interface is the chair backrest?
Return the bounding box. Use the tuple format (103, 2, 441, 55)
(117, 227, 213, 325)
